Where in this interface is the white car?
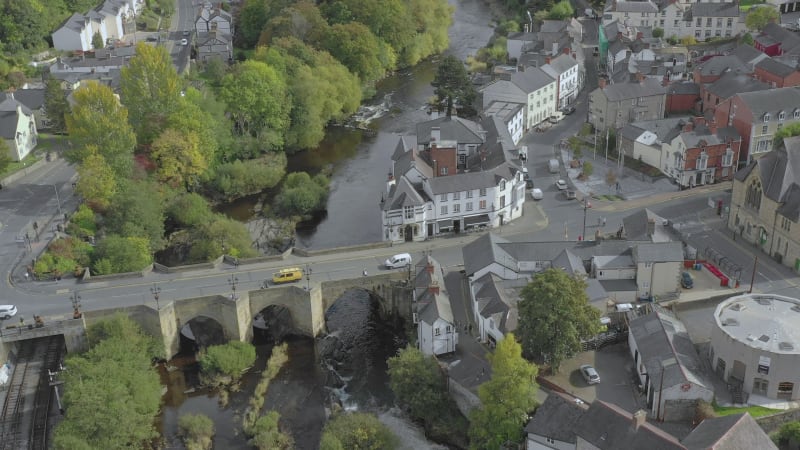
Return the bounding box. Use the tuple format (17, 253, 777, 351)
(0, 305, 18, 320)
(530, 188, 543, 200)
(580, 364, 600, 385)
(180, 38, 188, 46)
(555, 179, 568, 190)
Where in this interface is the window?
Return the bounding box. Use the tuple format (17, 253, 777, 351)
(764, 113, 770, 123)
(675, 19, 680, 27)
(779, 111, 786, 121)
(446, 325, 452, 333)
(696, 18, 701, 26)
(404, 206, 414, 219)
(466, 202, 473, 211)
(660, 19, 665, 26)
(453, 192, 460, 200)
(441, 205, 448, 215)
(745, 180, 762, 211)
(440, 166, 448, 175)
(547, 438, 556, 445)
(479, 188, 487, 197)
(434, 327, 441, 336)
(715, 30, 721, 37)
(762, 125, 769, 134)
(500, 195, 506, 208)
(661, 9, 666, 16)
(727, 18, 733, 27)
(453, 204, 460, 213)
(781, 216, 792, 232)
(795, 110, 800, 119)
(705, 30, 711, 38)
(756, 140, 770, 153)
(695, 30, 701, 39)
(725, 30, 731, 37)
(466, 190, 473, 198)
(716, 18, 722, 27)
(722, 148, 733, 167)
(696, 151, 708, 170)
(479, 200, 487, 209)
(706, 18, 712, 27)
(499, 180, 506, 190)
(440, 194, 448, 201)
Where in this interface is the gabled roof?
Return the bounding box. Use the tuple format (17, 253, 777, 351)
(623, 208, 672, 242)
(629, 310, 711, 390)
(427, 170, 503, 194)
(0, 94, 33, 139)
(597, 78, 666, 101)
(681, 413, 778, 450)
(609, 1, 659, 13)
(755, 57, 797, 78)
(695, 55, 752, 77)
(542, 53, 579, 77)
(667, 82, 700, 96)
(414, 255, 454, 325)
(392, 145, 433, 180)
(705, 72, 769, 100)
(729, 45, 768, 66)
(416, 116, 485, 146)
(507, 31, 537, 42)
(621, 117, 688, 145)
(524, 392, 588, 444)
(575, 401, 685, 450)
(736, 87, 800, 121)
(382, 176, 427, 211)
(472, 273, 524, 333)
(551, 249, 586, 275)
(633, 242, 683, 263)
(11, 89, 46, 111)
(738, 137, 800, 221)
(540, 20, 568, 34)
(391, 136, 413, 161)
(759, 22, 800, 55)
(510, 66, 556, 93)
(462, 233, 514, 276)
(690, 2, 739, 17)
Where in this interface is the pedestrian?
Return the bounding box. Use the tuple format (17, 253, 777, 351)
(602, 217, 607, 227)
(597, 217, 602, 227)
(362, 269, 368, 277)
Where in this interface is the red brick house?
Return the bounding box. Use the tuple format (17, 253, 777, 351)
(660, 117, 742, 188)
(699, 71, 769, 114)
(753, 58, 800, 88)
(753, 23, 800, 57)
(665, 82, 700, 114)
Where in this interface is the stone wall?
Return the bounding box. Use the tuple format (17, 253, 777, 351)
(449, 378, 482, 417)
(663, 398, 698, 422)
(757, 408, 800, 434)
(320, 272, 411, 318)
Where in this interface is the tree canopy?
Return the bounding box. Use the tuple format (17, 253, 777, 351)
(274, 171, 329, 217)
(388, 346, 448, 422)
(432, 55, 476, 116)
(44, 76, 69, 134)
(774, 122, 800, 147)
(746, 6, 779, 32)
(548, 0, 575, 20)
(75, 145, 117, 212)
(320, 412, 398, 450)
(516, 269, 602, 370)
(469, 334, 539, 450)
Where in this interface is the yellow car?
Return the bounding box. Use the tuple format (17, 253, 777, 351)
(271, 267, 303, 284)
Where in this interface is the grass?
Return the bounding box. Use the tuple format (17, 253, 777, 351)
(597, 194, 624, 201)
(0, 152, 42, 178)
(712, 403, 782, 418)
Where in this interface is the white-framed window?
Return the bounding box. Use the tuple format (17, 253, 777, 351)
(675, 19, 680, 27)
(499, 180, 506, 190)
(722, 148, 733, 167)
(500, 195, 506, 208)
(695, 30, 701, 38)
(696, 18, 701, 26)
(441, 205, 448, 215)
(764, 113, 770, 123)
(725, 30, 731, 37)
(453, 204, 461, 213)
(466, 202, 473, 211)
(479, 188, 487, 196)
(704, 30, 711, 38)
(762, 125, 769, 134)
(440, 166, 448, 175)
(453, 192, 460, 200)
(779, 111, 786, 121)
(440, 194, 447, 201)
(479, 200, 487, 209)
(715, 30, 721, 37)
(727, 18, 733, 27)
(434, 327, 441, 336)
(696, 151, 708, 170)
(716, 18, 722, 27)
(404, 206, 414, 219)
(706, 18, 712, 27)
(466, 190, 473, 198)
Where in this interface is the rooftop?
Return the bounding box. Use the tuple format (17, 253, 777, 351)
(714, 294, 800, 354)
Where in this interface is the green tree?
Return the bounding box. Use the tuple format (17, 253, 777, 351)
(167, 193, 214, 228)
(320, 21, 396, 84)
(248, 411, 294, 450)
(321, 412, 398, 450)
(582, 161, 594, 177)
(105, 179, 166, 252)
(261, 1, 329, 45)
(202, 57, 228, 85)
(188, 213, 257, 261)
(469, 334, 539, 450)
(680, 35, 697, 46)
(516, 269, 602, 370)
(652, 27, 664, 38)
(432, 55, 476, 116)
(741, 32, 754, 45)
(219, 60, 290, 150)
(209, 153, 286, 199)
(92, 235, 153, 274)
(150, 128, 208, 188)
(774, 121, 800, 147)
(274, 171, 329, 217)
(66, 81, 136, 176)
(120, 43, 183, 146)
(44, 76, 69, 133)
(775, 421, 800, 446)
(548, 0, 574, 20)
(746, 6, 779, 31)
(75, 145, 117, 212)
(199, 341, 257, 379)
(53, 316, 162, 449)
(178, 414, 215, 450)
(388, 346, 447, 422)
(171, 88, 226, 167)
(92, 31, 104, 49)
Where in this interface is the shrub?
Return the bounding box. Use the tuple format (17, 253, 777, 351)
(199, 341, 256, 380)
(320, 413, 398, 450)
(178, 414, 215, 450)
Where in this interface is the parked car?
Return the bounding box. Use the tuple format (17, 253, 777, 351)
(183, 30, 190, 37)
(580, 364, 601, 385)
(561, 105, 576, 115)
(145, 36, 158, 42)
(0, 305, 18, 320)
(681, 271, 694, 289)
(180, 38, 188, 46)
(384, 253, 412, 269)
(564, 190, 576, 200)
(555, 179, 568, 190)
(530, 188, 543, 200)
(548, 111, 565, 123)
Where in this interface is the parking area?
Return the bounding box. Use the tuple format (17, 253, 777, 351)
(542, 343, 645, 413)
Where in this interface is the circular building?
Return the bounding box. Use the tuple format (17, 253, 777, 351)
(710, 294, 800, 401)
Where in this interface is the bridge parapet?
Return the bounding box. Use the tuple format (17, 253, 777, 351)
(1, 318, 87, 352)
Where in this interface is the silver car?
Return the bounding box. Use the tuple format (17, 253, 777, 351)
(0, 305, 18, 320)
(580, 364, 600, 385)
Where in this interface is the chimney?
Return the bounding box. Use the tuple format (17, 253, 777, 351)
(545, 56, 551, 65)
(563, 46, 570, 55)
(599, 77, 607, 89)
(632, 410, 648, 430)
(431, 127, 440, 143)
(683, 121, 693, 132)
(428, 281, 440, 296)
(426, 263, 435, 274)
(647, 218, 656, 236)
(636, 72, 646, 84)
(572, 51, 577, 60)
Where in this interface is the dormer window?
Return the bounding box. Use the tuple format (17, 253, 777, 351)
(763, 113, 770, 123)
(794, 109, 800, 119)
(500, 180, 507, 191)
(779, 111, 786, 121)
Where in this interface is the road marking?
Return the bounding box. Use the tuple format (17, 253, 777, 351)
(55, 289, 70, 294)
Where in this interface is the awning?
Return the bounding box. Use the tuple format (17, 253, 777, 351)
(464, 214, 491, 227)
(438, 219, 454, 229)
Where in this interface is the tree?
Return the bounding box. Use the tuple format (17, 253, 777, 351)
(187, 213, 257, 261)
(774, 121, 800, 147)
(248, 412, 294, 450)
(388, 346, 447, 422)
(652, 27, 664, 38)
(92, 31, 104, 49)
(274, 172, 329, 217)
(319, 22, 396, 84)
(172, 88, 227, 166)
(219, 60, 290, 150)
(105, 179, 166, 252)
(178, 414, 215, 450)
(741, 32, 754, 45)
(431, 55, 476, 116)
(582, 161, 594, 178)
(208, 153, 286, 200)
(120, 43, 183, 146)
(775, 421, 800, 447)
(66, 81, 136, 176)
(680, 35, 697, 46)
(605, 169, 618, 192)
(548, 0, 574, 20)
(150, 128, 208, 188)
(167, 193, 214, 228)
(92, 235, 153, 274)
(746, 6, 779, 32)
(44, 76, 69, 133)
(469, 334, 539, 450)
(320, 412, 398, 450)
(53, 316, 162, 449)
(516, 268, 602, 370)
(199, 341, 257, 379)
(75, 145, 117, 212)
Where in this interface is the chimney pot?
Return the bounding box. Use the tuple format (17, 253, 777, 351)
(545, 56, 551, 65)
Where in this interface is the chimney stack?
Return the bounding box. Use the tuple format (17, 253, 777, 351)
(545, 56, 551, 65)
(647, 218, 656, 236)
(563, 46, 571, 55)
(428, 281, 440, 296)
(708, 121, 718, 135)
(636, 72, 646, 83)
(632, 410, 648, 430)
(636, 31, 643, 40)
(426, 263, 435, 274)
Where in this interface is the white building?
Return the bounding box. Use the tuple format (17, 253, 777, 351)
(51, 0, 140, 52)
(709, 294, 800, 401)
(0, 93, 38, 162)
(414, 256, 458, 356)
(195, 2, 233, 35)
(481, 67, 557, 130)
(483, 101, 524, 145)
(542, 53, 581, 109)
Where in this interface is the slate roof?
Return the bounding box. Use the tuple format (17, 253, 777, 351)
(609, 1, 659, 13)
(575, 401, 685, 450)
(623, 117, 689, 144)
(392, 145, 433, 180)
(593, 254, 634, 269)
(681, 413, 778, 450)
(391, 136, 413, 161)
(507, 32, 537, 42)
(427, 170, 502, 194)
(414, 255, 454, 325)
(759, 23, 800, 55)
(524, 392, 588, 444)
(382, 176, 427, 211)
(9, 89, 45, 111)
(483, 101, 523, 123)
(462, 233, 514, 276)
(0, 94, 33, 139)
(736, 87, 800, 120)
(690, 2, 739, 17)
(729, 44, 768, 66)
(511, 66, 556, 93)
(705, 72, 769, 100)
(472, 273, 523, 334)
(629, 310, 711, 390)
(667, 82, 700, 96)
(542, 53, 578, 77)
(633, 242, 684, 263)
(540, 20, 568, 34)
(57, 12, 88, 33)
(551, 249, 586, 275)
(756, 57, 796, 78)
(416, 116, 485, 147)
(598, 78, 666, 101)
(695, 55, 752, 77)
(623, 208, 672, 242)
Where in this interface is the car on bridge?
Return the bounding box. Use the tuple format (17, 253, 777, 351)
(271, 268, 303, 285)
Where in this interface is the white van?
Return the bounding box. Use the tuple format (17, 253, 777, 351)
(548, 158, 559, 173)
(385, 253, 412, 269)
(548, 111, 565, 123)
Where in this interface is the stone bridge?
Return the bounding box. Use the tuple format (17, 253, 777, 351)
(1, 272, 412, 358)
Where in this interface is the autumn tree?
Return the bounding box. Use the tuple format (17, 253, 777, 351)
(75, 145, 117, 212)
(120, 43, 183, 146)
(516, 269, 602, 370)
(432, 55, 476, 116)
(44, 76, 69, 133)
(469, 334, 539, 450)
(746, 6, 779, 32)
(150, 128, 208, 189)
(65, 81, 136, 176)
(219, 60, 290, 150)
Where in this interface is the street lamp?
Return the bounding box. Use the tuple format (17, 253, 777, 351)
(305, 264, 311, 290)
(227, 274, 239, 299)
(69, 292, 82, 319)
(51, 184, 62, 217)
(582, 199, 592, 240)
(150, 284, 162, 310)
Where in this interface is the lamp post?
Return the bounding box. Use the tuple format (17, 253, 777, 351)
(582, 199, 592, 240)
(150, 284, 162, 310)
(305, 264, 311, 291)
(51, 184, 62, 217)
(227, 274, 239, 299)
(69, 292, 82, 319)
